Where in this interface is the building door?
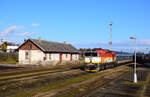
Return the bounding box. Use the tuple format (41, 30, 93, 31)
(60, 54, 62, 62)
(25, 50, 30, 64)
(70, 54, 72, 61)
(25, 44, 32, 64)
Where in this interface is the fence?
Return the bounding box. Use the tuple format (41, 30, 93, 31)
(0, 52, 18, 63)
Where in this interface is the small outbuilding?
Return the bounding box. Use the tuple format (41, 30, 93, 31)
(18, 38, 79, 65)
(7, 46, 19, 53)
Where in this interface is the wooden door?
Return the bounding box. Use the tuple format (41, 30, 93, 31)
(60, 54, 62, 62)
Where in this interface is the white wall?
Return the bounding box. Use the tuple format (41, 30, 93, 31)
(19, 50, 25, 64)
(19, 50, 45, 65)
(62, 54, 70, 61)
(30, 50, 45, 62)
(19, 50, 79, 65)
(52, 53, 60, 61)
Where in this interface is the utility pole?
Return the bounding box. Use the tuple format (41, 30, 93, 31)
(109, 22, 113, 51)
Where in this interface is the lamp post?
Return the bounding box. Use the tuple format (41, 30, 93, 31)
(145, 48, 149, 54)
(130, 36, 137, 83)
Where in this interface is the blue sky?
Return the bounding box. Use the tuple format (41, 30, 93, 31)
(0, 0, 150, 52)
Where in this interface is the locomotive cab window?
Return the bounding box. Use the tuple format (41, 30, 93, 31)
(84, 52, 97, 57)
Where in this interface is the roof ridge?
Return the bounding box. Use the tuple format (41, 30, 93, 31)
(30, 39, 71, 45)
(28, 38, 78, 53)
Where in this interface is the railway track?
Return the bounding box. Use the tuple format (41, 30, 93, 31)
(0, 68, 82, 81)
(0, 62, 133, 82)
(35, 64, 132, 97)
(0, 63, 134, 97)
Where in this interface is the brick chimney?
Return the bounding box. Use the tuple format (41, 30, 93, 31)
(64, 41, 67, 44)
(38, 37, 41, 42)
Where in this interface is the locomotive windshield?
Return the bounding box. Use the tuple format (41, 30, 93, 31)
(84, 52, 97, 57)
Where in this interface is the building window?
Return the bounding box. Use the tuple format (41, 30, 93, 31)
(49, 54, 51, 60)
(25, 51, 29, 59)
(75, 54, 78, 60)
(43, 54, 46, 61)
(29, 44, 32, 50)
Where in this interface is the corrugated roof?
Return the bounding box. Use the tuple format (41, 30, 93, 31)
(30, 39, 79, 53)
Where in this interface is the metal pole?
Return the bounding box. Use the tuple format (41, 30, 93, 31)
(134, 38, 137, 83)
(109, 22, 112, 51)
